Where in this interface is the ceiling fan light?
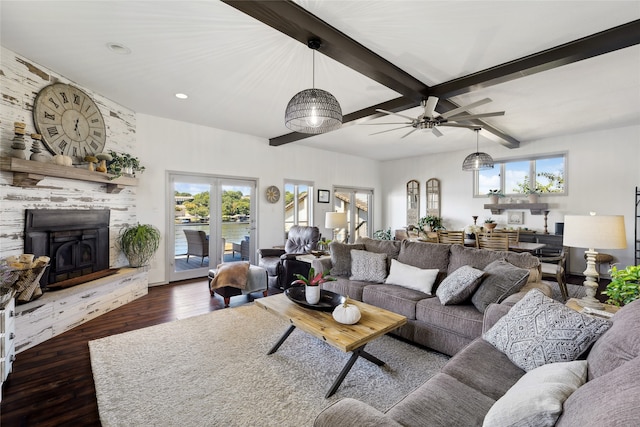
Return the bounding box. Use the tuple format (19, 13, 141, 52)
(462, 152, 495, 171)
(285, 88, 342, 134)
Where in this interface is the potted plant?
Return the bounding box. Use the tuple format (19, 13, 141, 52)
(292, 267, 336, 305)
(484, 217, 497, 231)
(107, 150, 146, 179)
(487, 189, 504, 204)
(418, 215, 444, 233)
(602, 264, 640, 306)
(117, 223, 161, 267)
(373, 228, 392, 240)
(526, 188, 541, 203)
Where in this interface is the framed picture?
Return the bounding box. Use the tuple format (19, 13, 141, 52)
(508, 211, 525, 225)
(317, 189, 330, 203)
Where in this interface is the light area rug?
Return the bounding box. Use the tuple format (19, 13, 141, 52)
(89, 303, 449, 427)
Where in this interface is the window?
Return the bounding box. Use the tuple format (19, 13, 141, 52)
(284, 180, 313, 232)
(475, 153, 566, 196)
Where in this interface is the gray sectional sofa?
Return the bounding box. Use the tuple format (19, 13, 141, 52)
(315, 294, 640, 426)
(312, 237, 550, 356)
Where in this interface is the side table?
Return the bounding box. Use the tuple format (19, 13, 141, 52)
(565, 298, 620, 317)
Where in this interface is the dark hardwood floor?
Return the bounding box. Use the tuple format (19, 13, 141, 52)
(1, 278, 279, 427)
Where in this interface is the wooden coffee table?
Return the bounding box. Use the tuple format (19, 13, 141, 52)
(255, 293, 407, 398)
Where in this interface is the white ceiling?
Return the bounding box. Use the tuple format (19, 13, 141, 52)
(2, 1, 639, 161)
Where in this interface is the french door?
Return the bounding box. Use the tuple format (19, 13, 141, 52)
(167, 172, 257, 282)
(333, 186, 373, 243)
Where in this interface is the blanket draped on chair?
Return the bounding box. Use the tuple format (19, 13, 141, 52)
(209, 261, 249, 291)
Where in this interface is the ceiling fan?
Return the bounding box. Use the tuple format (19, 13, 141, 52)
(367, 96, 505, 139)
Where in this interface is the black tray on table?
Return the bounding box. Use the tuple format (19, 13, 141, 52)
(284, 287, 345, 311)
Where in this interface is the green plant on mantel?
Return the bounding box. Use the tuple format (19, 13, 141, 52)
(117, 223, 160, 267)
(603, 264, 640, 306)
(107, 150, 146, 180)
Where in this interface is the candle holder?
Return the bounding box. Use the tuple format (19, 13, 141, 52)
(543, 210, 550, 234)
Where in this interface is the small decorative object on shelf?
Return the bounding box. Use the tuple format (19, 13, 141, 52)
(527, 188, 541, 203)
(84, 155, 98, 171)
(484, 217, 497, 231)
(10, 122, 27, 159)
(29, 133, 50, 162)
(472, 215, 478, 225)
(107, 150, 145, 180)
(95, 152, 112, 173)
(543, 210, 550, 234)
(487, 189, 504, 204)
(52, 154, 73, 166)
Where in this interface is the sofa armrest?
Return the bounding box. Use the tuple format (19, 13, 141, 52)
(314, 398, 401, 427)
(257, 248, 285, 258)
(312, 257, 333, 275)
(482, 303, 511, 333)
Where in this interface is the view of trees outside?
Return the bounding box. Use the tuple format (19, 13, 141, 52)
(174, 190, 250, 222)
(478, 155, 565, 195)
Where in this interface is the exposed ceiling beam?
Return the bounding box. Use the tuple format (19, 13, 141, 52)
(224, 1, 639, 150)
(222, 0, 516, 147)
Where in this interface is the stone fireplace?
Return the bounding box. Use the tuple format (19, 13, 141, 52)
(24, 209, 110, 289)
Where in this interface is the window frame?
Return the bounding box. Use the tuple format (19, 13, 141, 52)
(473, 152, 568, 197)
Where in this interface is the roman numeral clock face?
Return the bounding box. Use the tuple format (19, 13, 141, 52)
(33, 83, 106, 160)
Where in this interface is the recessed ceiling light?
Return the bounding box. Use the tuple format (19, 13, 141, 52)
(106, 42, 131, 55)
(175, 93, 188, 99)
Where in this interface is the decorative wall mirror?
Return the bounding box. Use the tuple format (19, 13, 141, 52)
(426, 178, 440, 217)
(406, 180, 420, 226)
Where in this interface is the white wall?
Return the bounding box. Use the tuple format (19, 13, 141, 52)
(136, 114, 381, 285)
(380, 125, 640, 275)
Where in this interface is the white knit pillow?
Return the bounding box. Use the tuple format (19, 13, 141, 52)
(385, 259, 439, 294)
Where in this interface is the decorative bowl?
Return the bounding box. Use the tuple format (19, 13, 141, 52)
(284, 287, 345, 311)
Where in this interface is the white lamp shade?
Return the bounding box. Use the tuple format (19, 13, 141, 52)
(325, 212, 347, 229)
(563, 215, 627, 250)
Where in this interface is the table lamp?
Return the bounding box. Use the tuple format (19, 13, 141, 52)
(325, 212, 347, 242)
(563, 213, 627, 309)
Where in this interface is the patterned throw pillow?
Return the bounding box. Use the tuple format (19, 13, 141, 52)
(483, 289, 612, 371)
(349, 249, 387, 283)
(471, 259, 530, 313)
(436, 265, 485, 305)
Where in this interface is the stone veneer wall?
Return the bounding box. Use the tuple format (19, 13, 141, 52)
(0, 46, 137, 267)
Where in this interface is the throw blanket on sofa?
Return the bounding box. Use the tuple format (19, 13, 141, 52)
(210, 261, 249, 291)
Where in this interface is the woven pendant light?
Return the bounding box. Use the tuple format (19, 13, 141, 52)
(462, 128, 494, 171)
(285, 39, 342, 134)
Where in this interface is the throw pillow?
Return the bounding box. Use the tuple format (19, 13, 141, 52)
(349, 249, 387, 283)
(384, 259, 439, 294)
(483, 289, 612, 371)
(328, 242, 365, 276)
(471, 259, 530, 313)
(436, 265, 485, 305)
(482, 360, 588, 427)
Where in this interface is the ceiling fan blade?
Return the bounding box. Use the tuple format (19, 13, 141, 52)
(376, 109, 416, 121)
(401, 128, 419, 139)
(438, 98, 493, 119)
(424, 96, 439, 118)
(447, 111, 505, 121)
(432, 127, 444, 137)
(362, 122, 412, 125)
(439, 123, 483, 129)
(369, 125, 413, 136)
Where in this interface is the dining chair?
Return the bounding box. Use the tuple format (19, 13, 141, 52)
(475, 232, 509, 251)
(436, 230, 465, 245)
(492, 229, 520, 246)
(539, 246, 569, 301)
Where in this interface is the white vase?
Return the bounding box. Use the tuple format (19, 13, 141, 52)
(488, 195, 499, 204)
(305, 285, 321, 305)
(528, 194, 539, 203)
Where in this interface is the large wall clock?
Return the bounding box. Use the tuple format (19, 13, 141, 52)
(33, 83, 106, 160)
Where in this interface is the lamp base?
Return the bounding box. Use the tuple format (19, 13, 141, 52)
(578, 249, 604, 310)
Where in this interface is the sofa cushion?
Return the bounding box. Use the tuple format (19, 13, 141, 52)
(416, 298, 484, 342)
(483, 360, 587, 427)
(397, 240, 451, 270)
(321, 276, 369, 301)
(586, 298, 640, 380)
(556, 355, 640, 427)
(363, 284, 432, 320)
(440, 337, 524, 400)
(356, 237, 401, 261)
(349, 249, 387, 283)
(385, 259, 438, 294)
(448, 244, 541, 284)
(328, 242, 365, 276)
(471, 260, 530, 313)
(436, 265, 485, 305)
(483, 289, 612, 371)
(386, 373, 495, 427)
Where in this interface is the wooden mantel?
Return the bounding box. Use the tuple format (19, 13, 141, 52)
(0, 156, 137, 193)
